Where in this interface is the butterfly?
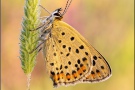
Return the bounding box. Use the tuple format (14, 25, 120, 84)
(36, 0, 111, 88)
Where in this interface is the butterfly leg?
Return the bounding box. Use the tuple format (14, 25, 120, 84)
(38, 47, 42, 52)
(29, 28, 52, 54)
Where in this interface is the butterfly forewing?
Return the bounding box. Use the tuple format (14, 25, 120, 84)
(43, 19, 111, 87)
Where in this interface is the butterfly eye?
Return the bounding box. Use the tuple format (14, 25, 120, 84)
(54, 13, 61, 17)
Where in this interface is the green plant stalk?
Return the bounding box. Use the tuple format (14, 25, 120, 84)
(20, 0, 40, 75)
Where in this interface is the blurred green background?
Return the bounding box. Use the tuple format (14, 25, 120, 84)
(1, 0, 134, 90)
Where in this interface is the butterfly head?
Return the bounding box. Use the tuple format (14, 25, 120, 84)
(51, 0, 72, 20)
(52, 8, 63, 20)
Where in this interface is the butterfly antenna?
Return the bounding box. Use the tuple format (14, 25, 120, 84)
(39, 5, 51, 14)
(62, 0, 72, 16)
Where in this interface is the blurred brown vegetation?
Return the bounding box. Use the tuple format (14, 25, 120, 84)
(1, 0, 134, 90)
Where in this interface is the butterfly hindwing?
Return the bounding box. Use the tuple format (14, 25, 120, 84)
(83, 49, 111, 83)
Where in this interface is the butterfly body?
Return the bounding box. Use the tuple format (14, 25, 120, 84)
(39, 7, 111, 88)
